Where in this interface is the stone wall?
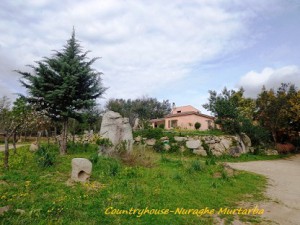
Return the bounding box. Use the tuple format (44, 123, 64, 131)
(134, 133, 253, 157)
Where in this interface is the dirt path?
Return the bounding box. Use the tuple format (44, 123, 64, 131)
(228, 155, 300, 225)
(0, 144, 29, 152)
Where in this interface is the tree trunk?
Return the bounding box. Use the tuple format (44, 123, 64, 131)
(272, 130, 277, 143)
(4, 134, 9, 170)
(54, 126, 57, 144)
(60, 119, 68, 155)
(37, 131, 42, 146)
(12, 132, 17, 154)
(45, 130, 50, 145)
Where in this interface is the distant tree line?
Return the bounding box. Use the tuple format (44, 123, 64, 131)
(203, 83, 300, 145)
(106, 97, 171, 128)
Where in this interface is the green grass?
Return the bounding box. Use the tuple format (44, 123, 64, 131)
(0, 144, 267, 225)
(215, 153, 291, 162)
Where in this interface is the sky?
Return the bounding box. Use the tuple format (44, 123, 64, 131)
(0, 0, 300, 114)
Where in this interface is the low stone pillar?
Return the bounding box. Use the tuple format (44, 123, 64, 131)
(71, 158, 92, 182)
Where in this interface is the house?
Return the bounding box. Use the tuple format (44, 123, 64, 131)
(150, 105, 215, 130)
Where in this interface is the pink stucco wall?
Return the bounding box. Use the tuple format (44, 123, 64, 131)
(165, 114, 213, 130)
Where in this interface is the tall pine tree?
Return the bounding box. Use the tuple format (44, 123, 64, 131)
(17, 29, 106, 154)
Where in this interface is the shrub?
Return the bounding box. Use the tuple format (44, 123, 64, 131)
(158, 124, 165, 129)
(35, 145, 56, 168)
(169, 144, 180, 153)
(109, 161, 120, 176)
(201, 140, 213, 157)
(240, 118, 270, 146)
(89, 153, 99, 164)
(134, 128, 163, 140)
(205, 157, 216, 166)
(96, 138, 113, 147)
(153, 140, 165, 152)
(276, 143, 296, 154)
(190, 160, 203, 172)
(194, 122, 201, 130)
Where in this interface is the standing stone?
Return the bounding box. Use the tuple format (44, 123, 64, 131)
(71, 158, 92, 182)
(29, 142, 39, 152)
(100, 111, 133, 153)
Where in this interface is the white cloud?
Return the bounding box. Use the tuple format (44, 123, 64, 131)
(0, 0, 288, 102)
(237, 65, 300, 98)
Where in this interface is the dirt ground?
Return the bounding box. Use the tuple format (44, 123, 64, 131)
(228, 155, 300, 225)
(0, 144, 29, 152)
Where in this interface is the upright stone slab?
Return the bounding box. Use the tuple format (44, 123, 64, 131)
(71, 158, 92, 182)
(100, 111, 133, 153)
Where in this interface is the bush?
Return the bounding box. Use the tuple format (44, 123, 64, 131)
(169, 144, 180, 153)
(194, 122, 201, 130)
(96, 138, 113, 147)
(240, 118, 270, 146)
(190, 160, 203, 172)
(158, 124, 165, 129)
(35, 145, 56, 168)
(201, 140, 213, 157)
(134, 128, 163, 140)
(153, 140, 165, 152)
(89, 153, 99, 164)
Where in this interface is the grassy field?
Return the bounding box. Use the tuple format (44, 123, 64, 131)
(0, 144, 268, 225)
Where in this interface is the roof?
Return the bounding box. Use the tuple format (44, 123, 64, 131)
(150, 118, 165, 122)
(171, 105, 199, 114)
(165, 111, 214, 120)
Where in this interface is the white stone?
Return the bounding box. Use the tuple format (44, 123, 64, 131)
(29, 142, 39, 152)
(211, 143, 226, 154)
(134, 136, 142, 142)
(193, 149, 207, 156)
(220, 138, 232, 150)
(71, 158, 92, 182)
(186, 140, 201, 149)
(265, 149, 279, 156)
(174, 136, 187, 142)
(145, 139, 156, 146)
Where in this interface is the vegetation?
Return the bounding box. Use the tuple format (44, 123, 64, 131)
(0, 145, 268, 225)
(194, 122, 201, 130)
(17, 29, 106, 155)
(203, 84, 300, 149)
(106, 97, 171, 127)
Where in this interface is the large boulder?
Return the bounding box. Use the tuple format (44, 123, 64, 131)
(210, 143, 226, 156)
(186, 140, 201, 149)
(100, 111, 133, 153)
(240, 133, 251, 147)
(220, 138, 232, 150)
(71, 158, 92, 182)
(229, 146, 243, 157)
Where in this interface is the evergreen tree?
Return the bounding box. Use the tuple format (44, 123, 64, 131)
(17, 29, 106, 154)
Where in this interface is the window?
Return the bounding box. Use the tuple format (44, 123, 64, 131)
(177, 110, 181, 113)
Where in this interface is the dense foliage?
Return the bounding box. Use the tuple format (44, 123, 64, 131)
(203, 83, 300, 145)
(17, 29, 106, 154)
(106, 97, 171, 127)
